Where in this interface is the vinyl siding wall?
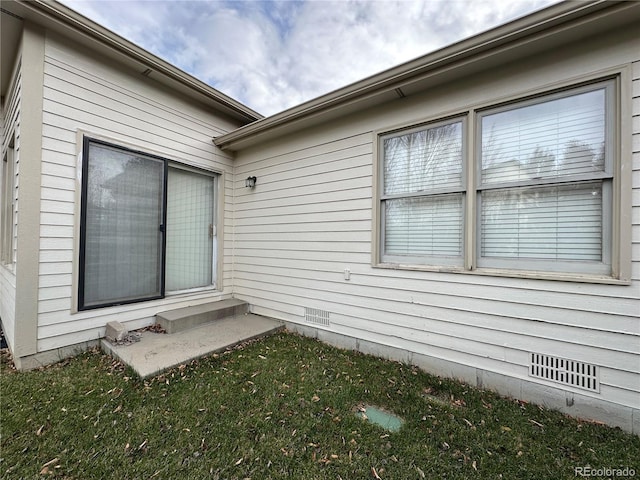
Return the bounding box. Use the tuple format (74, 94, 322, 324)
(36, 31, 243, 352)
(0, 51, 21, 351)
(233, 29, 640, 427)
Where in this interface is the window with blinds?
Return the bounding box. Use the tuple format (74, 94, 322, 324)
(380, 119, 465, 266)
(377, 78, 616, 278)
(1, 136, 15, 265)
(477, 82, 613, 275)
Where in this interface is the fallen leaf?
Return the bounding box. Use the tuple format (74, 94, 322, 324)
(41, 458, 58, 468)
(501, 426, 512, 432)
(416, 466, 425, 478)
(235, 458, 243, 465)
(371, 466, 382, 479)
(36, 425, 45, 436)
(311, 395, 320, 402)
(472, 460, 478, 471)
(40, 458, 58, 474)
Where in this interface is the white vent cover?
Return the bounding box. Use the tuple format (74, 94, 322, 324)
(304, 307, 330, 327)
(529, 353, 599, 392)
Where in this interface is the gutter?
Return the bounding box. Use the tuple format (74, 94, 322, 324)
(213, 0, 618, 150)
(19, 0, 263, 123)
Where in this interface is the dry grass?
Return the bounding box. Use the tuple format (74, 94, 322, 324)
(1, 332, 638, 479)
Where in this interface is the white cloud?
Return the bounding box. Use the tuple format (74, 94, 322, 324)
(61, 0, 558, 116)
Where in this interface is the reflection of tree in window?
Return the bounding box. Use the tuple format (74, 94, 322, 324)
(384, 122, 462, 195)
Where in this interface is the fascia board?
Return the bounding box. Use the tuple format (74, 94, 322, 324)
(10, 0, 262, 123)
(214, 0, 628, 150)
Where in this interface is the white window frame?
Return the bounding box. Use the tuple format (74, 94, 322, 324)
(1, 135, 15, 266)
(475, 80, 615, 276)
(374, 76, 627, 283)
(379, 117, 467, 268)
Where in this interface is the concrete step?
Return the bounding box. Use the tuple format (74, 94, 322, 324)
(101, 313, 284, 378)
(157, 299, 249, 334)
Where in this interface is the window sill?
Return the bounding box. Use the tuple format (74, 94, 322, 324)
(373, 262, 630, 285)
(165, 285, 219, 297)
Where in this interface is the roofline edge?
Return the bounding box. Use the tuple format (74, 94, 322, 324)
(214, 0, 625, 150)
(19, 0, 263, 122)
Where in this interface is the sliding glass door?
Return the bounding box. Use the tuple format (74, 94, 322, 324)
(165, 166, 215, 292)
(79, 138, 217, 310)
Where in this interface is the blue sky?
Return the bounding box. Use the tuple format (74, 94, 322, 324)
(60, 0, 558, 116)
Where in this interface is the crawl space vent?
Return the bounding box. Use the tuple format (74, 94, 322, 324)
(304, 307, 330, 327)
(529, 353, 599, 392)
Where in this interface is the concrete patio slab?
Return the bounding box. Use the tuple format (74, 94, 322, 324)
(101, 313, 283, 378)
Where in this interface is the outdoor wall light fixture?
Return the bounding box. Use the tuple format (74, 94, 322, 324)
(245, 176, 257, 188)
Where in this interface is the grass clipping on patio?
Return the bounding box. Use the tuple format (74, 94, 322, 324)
(1, 332, 638, 479)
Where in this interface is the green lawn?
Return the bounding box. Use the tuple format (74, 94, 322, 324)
(1, 332, 638, 479)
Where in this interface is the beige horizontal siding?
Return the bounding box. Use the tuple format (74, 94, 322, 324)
(233, 41, 640, 414)
(0, 58, 21, 349)
(35, 32, 241, 348)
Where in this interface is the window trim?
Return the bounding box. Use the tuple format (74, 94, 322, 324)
(475, 79, 615, 276)
(372, 72, 631, 284)
(1, 134, 15, 266)
(378, 116, 468, 268)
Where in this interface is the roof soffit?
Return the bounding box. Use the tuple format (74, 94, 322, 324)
(214, 0, 640, 151)
(1, 0, 261, 124)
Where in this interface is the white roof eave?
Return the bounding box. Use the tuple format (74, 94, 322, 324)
(214, 0, 636, 151)
(5, 0, 262, 123)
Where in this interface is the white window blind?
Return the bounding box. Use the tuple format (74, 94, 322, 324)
(385, 194, 463, 256)
(381, 120, 464, 263)
(478, 83, 611, 274)
(481, 182, 603, 261)
(481, 88, 606, 184)
(376, 78, 616, 278)
(165, 167, 214, 291)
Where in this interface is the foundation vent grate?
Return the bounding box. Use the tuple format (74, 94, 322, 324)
(304, 307, 330, 327)
(529, 353, 599, 392)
